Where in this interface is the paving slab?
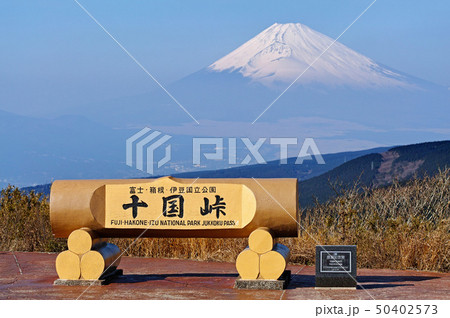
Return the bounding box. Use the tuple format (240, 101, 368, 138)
(0, 252, 448, 300)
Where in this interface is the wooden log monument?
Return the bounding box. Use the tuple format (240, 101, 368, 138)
(50, 176, 298, 286)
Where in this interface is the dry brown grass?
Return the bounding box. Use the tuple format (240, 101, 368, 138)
(285, 169, 450, 272)
(0, 186, 66, 252)
(1, 169, 448, 272)
(111, 237, 248, 263)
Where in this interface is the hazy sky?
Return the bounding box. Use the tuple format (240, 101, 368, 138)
(1, 0, 449, 115)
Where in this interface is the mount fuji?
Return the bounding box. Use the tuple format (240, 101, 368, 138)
(209, 23, 418, 89)
(66, 22, 448, 145)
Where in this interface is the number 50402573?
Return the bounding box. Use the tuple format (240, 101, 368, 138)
(375, 305, 437, 315)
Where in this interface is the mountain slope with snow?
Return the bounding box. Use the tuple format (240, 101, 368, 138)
(62, 22, 448, 135)
(209, 23, 417, 89)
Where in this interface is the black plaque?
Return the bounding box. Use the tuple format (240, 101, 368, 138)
(315, 245, 357, 288)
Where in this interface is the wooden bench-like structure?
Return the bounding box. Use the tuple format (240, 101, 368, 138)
(50, 177, 298, 287)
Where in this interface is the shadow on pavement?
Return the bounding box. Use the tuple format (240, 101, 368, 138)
(109, 273, 238, 284)
(286, 274, 440, 290)
(358, 275, 440, 283)
(360, 283, 414, 289)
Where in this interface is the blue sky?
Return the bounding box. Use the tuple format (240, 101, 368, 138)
(1, 0, 449, 115)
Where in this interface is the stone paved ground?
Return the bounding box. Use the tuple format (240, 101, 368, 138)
(0, 252, 448, 300)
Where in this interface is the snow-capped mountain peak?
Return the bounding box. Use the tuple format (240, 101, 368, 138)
(209, 23, 414, 88)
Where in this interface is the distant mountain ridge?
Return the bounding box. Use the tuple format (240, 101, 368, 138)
(22, 146, 390, 195)
(298, 140, 450, 206)
(23, 141, 450, 209)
